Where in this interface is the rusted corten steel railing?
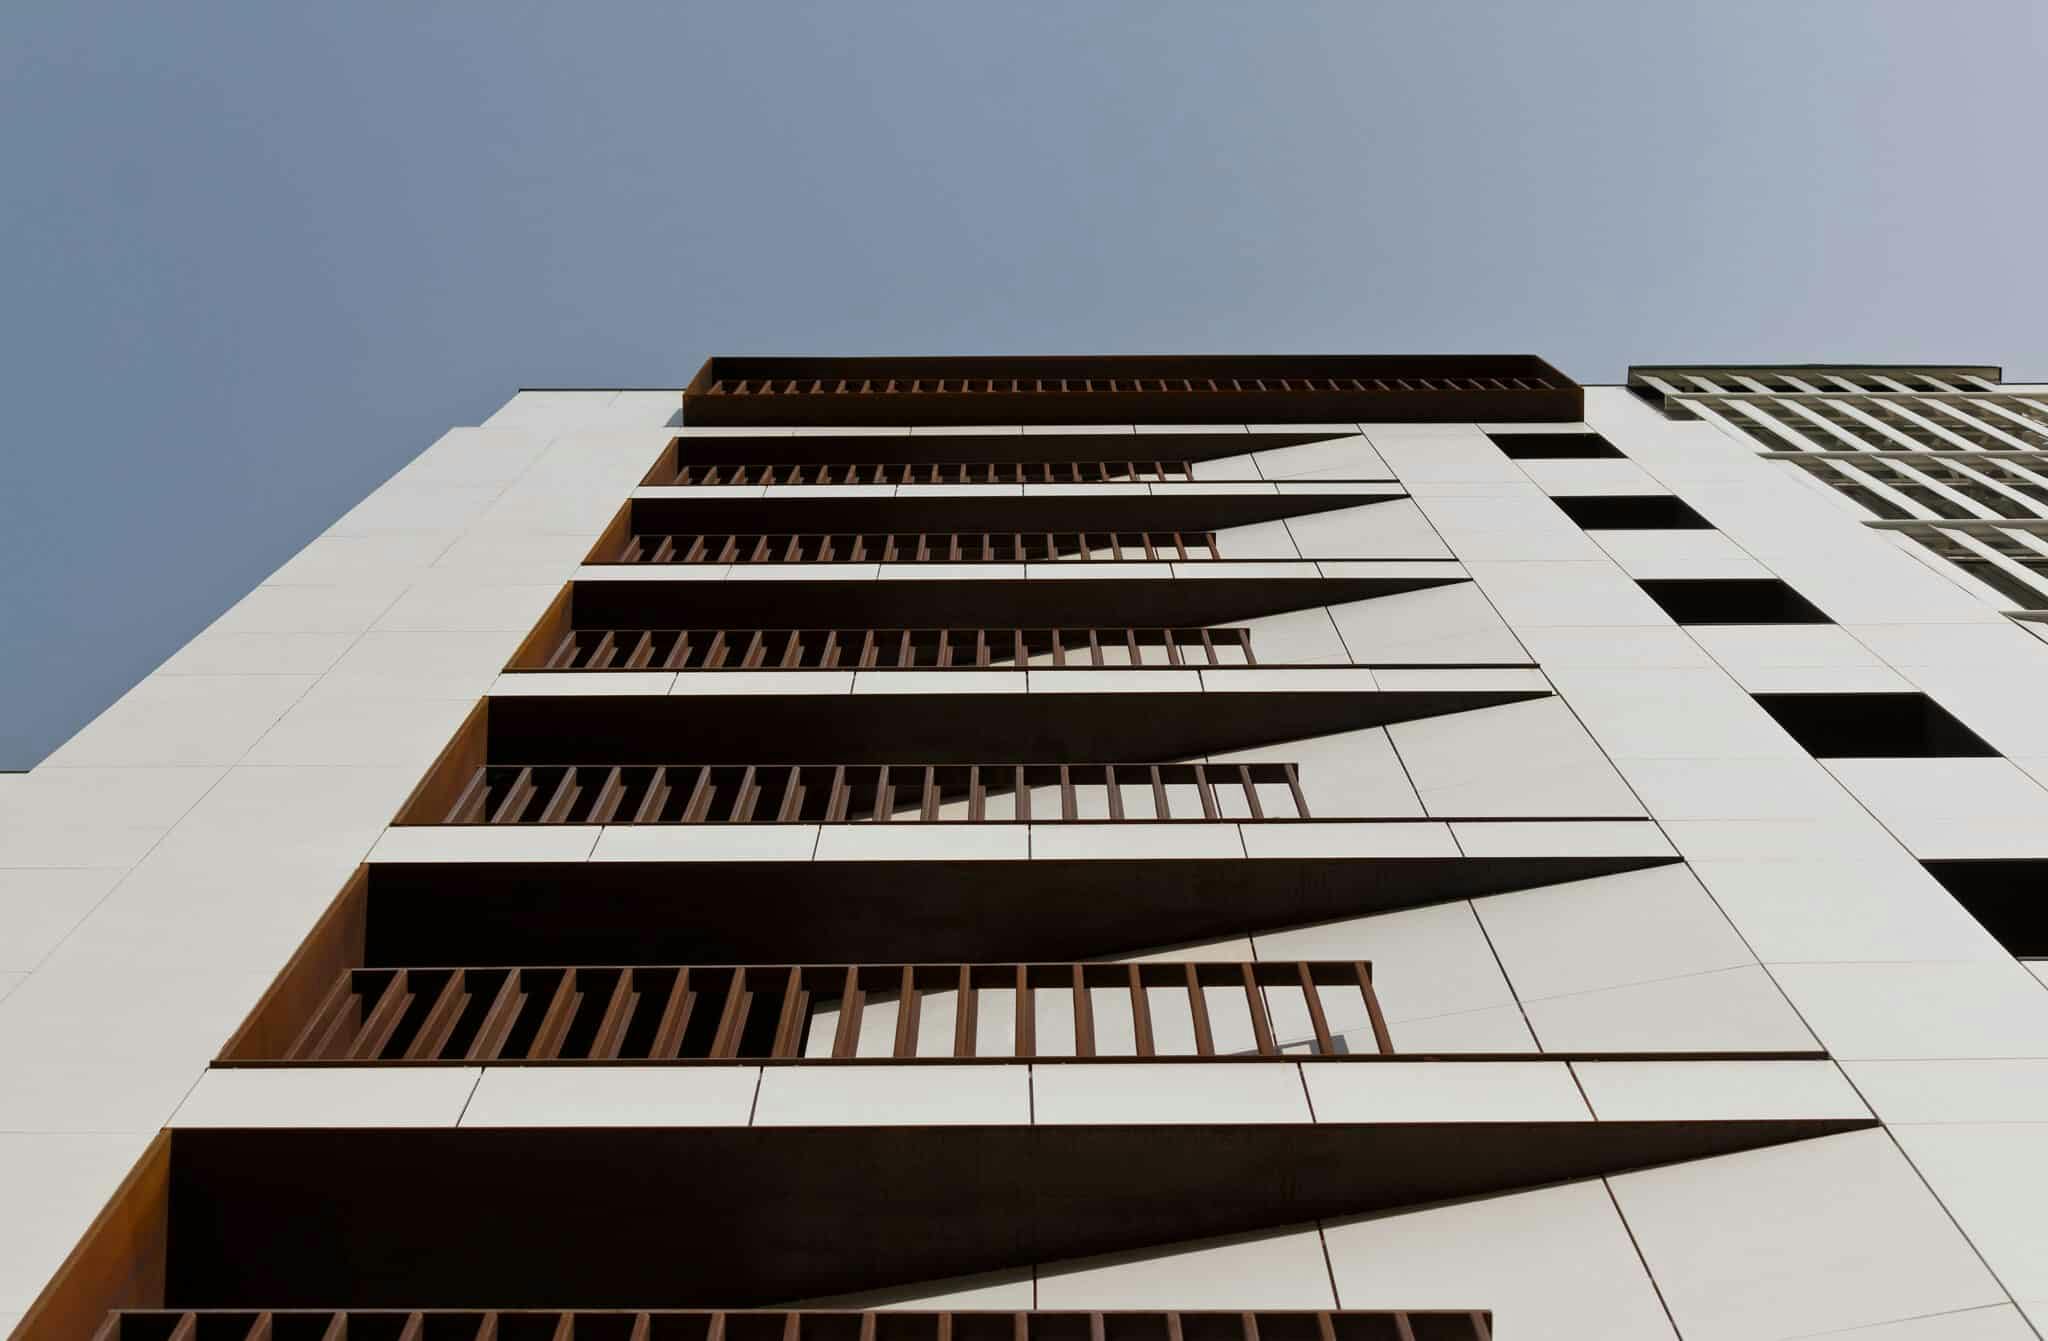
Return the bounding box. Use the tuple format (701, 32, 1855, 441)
(540, 626, 1257, 671)
(661, 461, 1194, 485)
(612, 531, 1223, 563)
(273, 961, 1395, 1064)
(443, 762, 1308, 825)
(103, 1310, 1494, 1341)
(682, 352, 1578, 427)
(700, 374, 1549, 395)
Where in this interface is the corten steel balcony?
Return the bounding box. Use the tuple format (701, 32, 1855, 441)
(587, 491, 1415, 568)
(680, 354, 1580, 426)
(240, 961, 1391, 1065)
(441, 762, 1310, 825)
(396, 673, 1551, 826)
(616, 531, 1225, 564)
(228, 844, 1688, 1018)
(518, 572, 1474, 674)
(102, 1310, 1495, 1341)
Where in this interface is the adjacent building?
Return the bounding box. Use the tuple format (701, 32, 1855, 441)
(7, 356, 2048, 1340)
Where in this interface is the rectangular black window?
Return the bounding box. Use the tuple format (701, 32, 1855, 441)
(1553, 495, 1712, 529)
(1752, 692, 1997, 758)
(1486, 431, 1624, 460)
(1637, 578, 1830, 625)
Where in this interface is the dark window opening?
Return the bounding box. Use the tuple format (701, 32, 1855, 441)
(1486, 432, 1624, 460)
(1922, 860, 2048, 956)
(1553, 495, 1712, 529)
(1637, 578, 1830, 625)
(1752, 692, 1997, 758)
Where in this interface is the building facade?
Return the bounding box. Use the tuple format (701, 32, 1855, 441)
(7, 356, 2048, 1340)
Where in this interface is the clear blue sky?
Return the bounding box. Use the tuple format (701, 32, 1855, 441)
(3, 2, 2044, 767)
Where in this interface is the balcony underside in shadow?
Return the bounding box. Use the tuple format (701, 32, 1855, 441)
(604, 490, 1395, 547)
(362, 855, 1677, 966)
(650, 429, 1354, 475)
(555, 574, 1464, 642)
(466, 686, 1548, 772)
(167, 1117, 1867, 1309)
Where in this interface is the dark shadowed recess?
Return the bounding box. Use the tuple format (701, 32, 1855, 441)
(445, 686, 1550, 777)
(1551, 495, 1712, 530)
(605, 490, 1402, 545)
(546, 574, 1468, 653)
(1922, 859, 2048, 955)
(1485, 432, 1623, 460)
(358, 856, 1681, 967)
(1637, 578, 1831, 625)
(648, 430, 1359, 477)
(166, 1119, 1867, 1308)
(1753, 692, 1997, 758)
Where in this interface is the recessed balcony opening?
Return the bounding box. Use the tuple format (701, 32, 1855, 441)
(509, 573, 1468, 672)
(219, 855, 1684, 1023)
(392, 685, 1550, 828)
(42, 1120, 1861, 1319)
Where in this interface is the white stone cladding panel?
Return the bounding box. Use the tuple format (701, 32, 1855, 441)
(1324, 1179, 1675, 1338)
(1609, 1129, 2004, 1340)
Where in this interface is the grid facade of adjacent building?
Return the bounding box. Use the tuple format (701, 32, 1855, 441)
(8, 357, 2048, 1340)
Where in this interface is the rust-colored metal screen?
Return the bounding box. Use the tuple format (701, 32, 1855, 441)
(269, 961, 1392, 1063)
(659, 461, 1194, 485)
(103, 1311, 1494, 1341)
(441, 762, 1308, 825)
(611, 531, 1223, 563)
(683, 353, 1578, 426)
(536, 627, 1256, 670)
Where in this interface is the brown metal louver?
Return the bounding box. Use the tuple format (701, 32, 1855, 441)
(534, 626, 1256, 671)
(661, 461, 1193, 485)
(262, 960, 1392, 1064)
(612, 531, 1223, 563)
(101, 1311, 1494, 1341)
(442, 762, 1309, 825)
(682, 355, 1579, 426)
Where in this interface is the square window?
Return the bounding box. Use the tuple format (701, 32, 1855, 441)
(1553, 495, 1712, 529)
(1752, 692, 1998, 758)
(1638, 578, 1830, 625)
(1922, 860, 2048, 956)
(1487, 432, 1624, 460)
